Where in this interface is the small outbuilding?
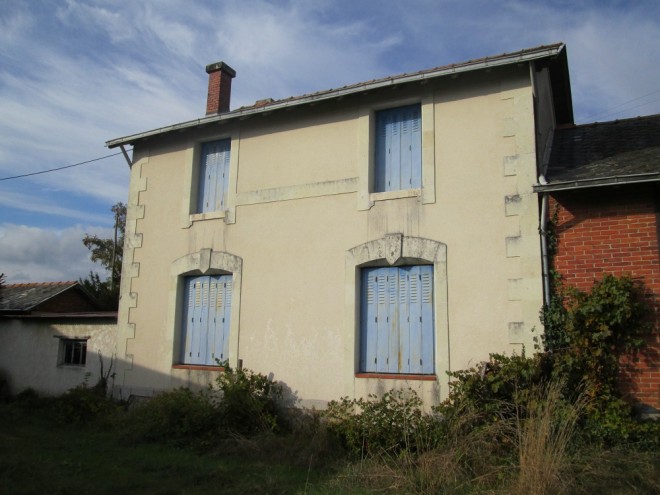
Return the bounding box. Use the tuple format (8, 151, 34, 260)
(0, 281, 117, 397)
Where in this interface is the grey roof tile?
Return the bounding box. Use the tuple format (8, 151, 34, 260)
(539, 114, 660, 191)
(0, 281, 78, 312)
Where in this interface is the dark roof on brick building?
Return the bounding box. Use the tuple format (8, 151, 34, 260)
(0, 281, 113, 317)
(535, 114, 660, 192)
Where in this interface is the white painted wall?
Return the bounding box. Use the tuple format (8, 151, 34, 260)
(0, 318, 117, 396)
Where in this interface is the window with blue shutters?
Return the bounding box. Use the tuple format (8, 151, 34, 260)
(181, 274, 232, 365)
(198, 139, 231, 213)
(374, 104, 422, 192)
(360, 265, 434, 374)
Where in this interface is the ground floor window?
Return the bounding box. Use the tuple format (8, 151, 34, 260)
(360, 265, 434, 374)
(59, 339, 87, 366)
(181, 274, 232, 365)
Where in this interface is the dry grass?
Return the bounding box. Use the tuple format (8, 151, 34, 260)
(513, 380, 587, 495)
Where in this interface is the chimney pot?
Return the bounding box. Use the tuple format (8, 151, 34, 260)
(205, 61, 236, 115)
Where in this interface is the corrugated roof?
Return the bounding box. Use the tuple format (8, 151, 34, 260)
(107, 43, 568, 149)
(535, 114, 660, 192)
(0, 281, 79, 313)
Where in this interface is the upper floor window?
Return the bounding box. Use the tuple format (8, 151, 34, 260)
(198, 139, 231, 213)
(374, 104, 422, 192)
(181, 274, 232, 365)
(360, 265, 434, 374)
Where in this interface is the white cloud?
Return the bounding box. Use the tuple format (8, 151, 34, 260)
(1, 0, 659, 281)
(0, 223, 111, 283)
(56, 0, 134, 44)
(0, 190, 110, 224)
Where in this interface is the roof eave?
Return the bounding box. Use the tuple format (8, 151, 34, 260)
(0, 312, 118, 319)
(533, 173, 660, 193)
(107, 44, 565, 149)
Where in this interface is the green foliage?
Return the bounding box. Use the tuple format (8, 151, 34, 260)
(53, 384, 122, 424)
(124, 388, 221, 446)
(437, 352, 550, 426)
(215, 363, 283, 435)
(540, 274, 654, 444)
(325, 389, 438, 457)
(79, 271, 118, 310)
(15, 387, 40, 405)
(80, 202, 126, 310)
(122, 366, 284, 447)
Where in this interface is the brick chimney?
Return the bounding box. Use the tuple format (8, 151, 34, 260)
(205, 61, 236, 115)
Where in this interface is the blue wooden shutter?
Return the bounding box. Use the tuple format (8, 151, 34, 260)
(360, 265, 434, 374)
(375, 105, 421, 192)
(361, 268, 379, 372)
(419, 266, 434, 373)
(210, 275, 232, 365)
(402, 265, 433, 374)
(182, 274, 232, 366)
(381, 268, 398, 373)
(198, 139, 231, 213)
(182, 276, 206, 364)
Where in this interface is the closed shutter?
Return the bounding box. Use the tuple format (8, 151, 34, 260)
(374, 104, 421, 192)
(181, 274, 232, 365)
(210, 275, 232, 364)
(405, 265, 434, 374)
(360, 268, 379, 372)
(198, 139, 231, 213)
(360, 265, 434, 374)
(182, 276, 205, 364)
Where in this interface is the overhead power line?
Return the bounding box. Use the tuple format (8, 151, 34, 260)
(583, 89, 660, 121)
(0, 149, 132, 182)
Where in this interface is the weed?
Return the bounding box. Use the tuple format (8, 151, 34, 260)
(215, 362, 283, 435)
(514, 380, 587, 495)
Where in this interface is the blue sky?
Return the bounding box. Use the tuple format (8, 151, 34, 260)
(1, 0, 659, 282)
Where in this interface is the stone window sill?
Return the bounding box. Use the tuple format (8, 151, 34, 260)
(189, 210, 226, 223)
(172, 364, 225, 372)
(355, 372, 436, 381)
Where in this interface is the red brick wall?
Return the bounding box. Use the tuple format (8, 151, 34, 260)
(550, 186, 659, 409)
(206, 66, 234, 115)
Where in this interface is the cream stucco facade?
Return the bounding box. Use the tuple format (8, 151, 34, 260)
(0, 318, 117, 396)
(108, 45, 572, 407)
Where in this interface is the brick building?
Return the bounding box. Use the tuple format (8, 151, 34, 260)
(536, 114, 660, 412)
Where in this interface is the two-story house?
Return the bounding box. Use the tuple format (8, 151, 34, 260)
(106, 43, 573, 407)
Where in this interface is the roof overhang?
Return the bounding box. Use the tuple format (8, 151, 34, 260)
(0, 311, 118, 320)
(107, 43, 569, 149)
(534, 172, 660, 193)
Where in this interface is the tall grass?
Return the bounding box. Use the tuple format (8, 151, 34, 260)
(514, 380, 587, 495)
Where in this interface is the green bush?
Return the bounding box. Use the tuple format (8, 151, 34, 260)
(122, 366, 284, 447)
(325, 389, 439, 457)
(54, 385, 122, 424)
(437, 351, 550, 427)
(215, 364, 283, 435)
(124, 388, 220, 446)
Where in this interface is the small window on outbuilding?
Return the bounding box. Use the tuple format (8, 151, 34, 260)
(59, 339, 87, 366)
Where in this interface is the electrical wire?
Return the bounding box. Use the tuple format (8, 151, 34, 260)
(583, 89, 660, 121)
(0, 149, 132, 181)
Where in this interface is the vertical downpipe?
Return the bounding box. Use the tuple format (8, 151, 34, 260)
(539, 188, 551, 306)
